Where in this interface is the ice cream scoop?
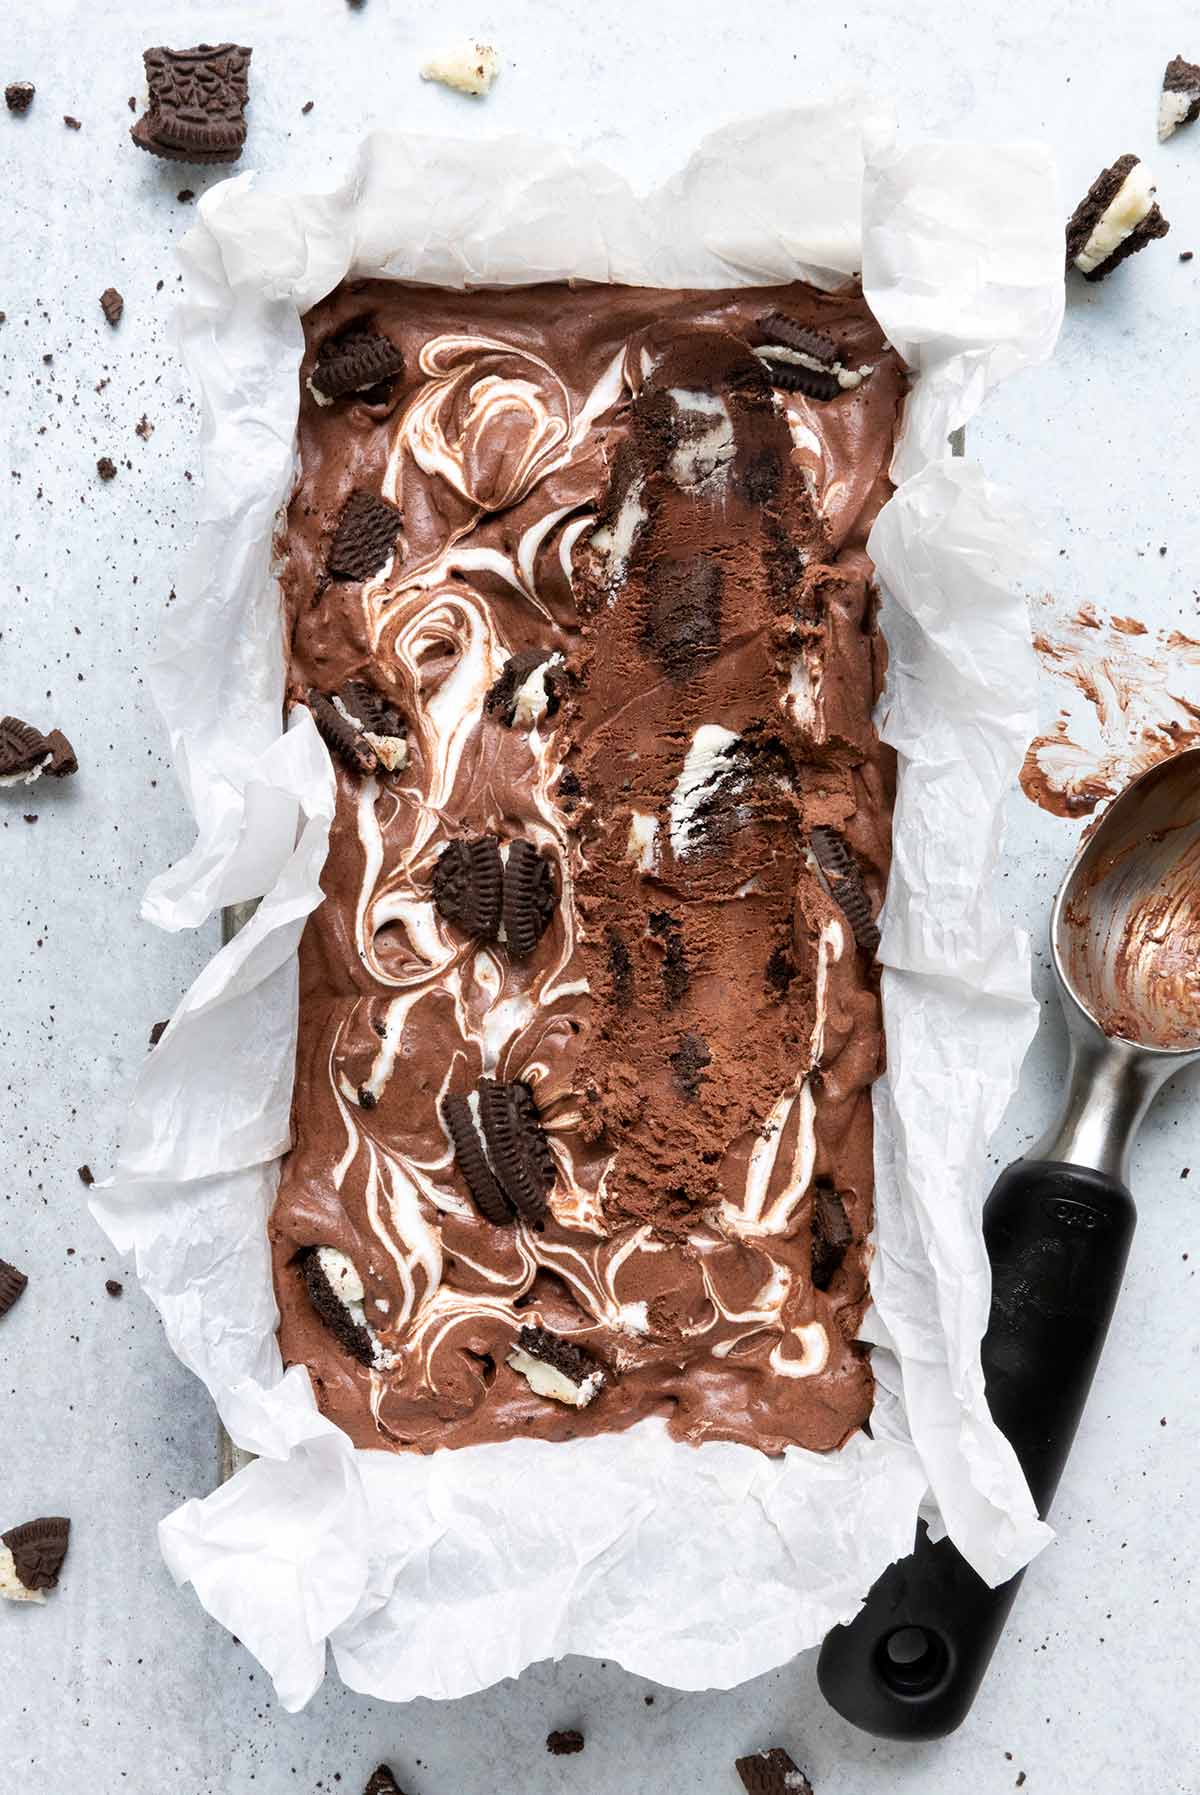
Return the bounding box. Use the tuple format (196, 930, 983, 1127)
(818, 745, 1200, 1739)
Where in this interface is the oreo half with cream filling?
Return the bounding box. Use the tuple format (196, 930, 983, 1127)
(507, 1324, 606, 1408)
(1066, 154, 1169, 281)
(1159, 56, 1200, 141)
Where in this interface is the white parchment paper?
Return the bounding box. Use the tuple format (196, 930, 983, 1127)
(92, 99, 1065, 1711)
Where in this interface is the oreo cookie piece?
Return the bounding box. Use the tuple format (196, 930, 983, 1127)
(1159, 56, 1200, 141)
(0, 716, 77, 786)
(334, 680, 408, 772)
(0, 1258, 28, 1318)
(301, 1247, 377, 1368)
(0, 1517, 70, 1603)
(606, 926, 634, 1007)
(546, 1731, 586, 1756)
(735, 1748, 814, 1795)
(485, 648, 563, 728)
(648, 911, 690, 1006)
(306, 689, 379, 778)
(364, 1769, 405, 1795)
(508, 1324, 606, 1408)
(644, 558, 723, 678)
(432, 836, 503, 941)
(754, 312, 870, 399)
(441, 1092, 514, 1225)
(5, 83, 35, 115)
(310, 328, 405, 403)
(1066, 154, 1170, 281)
(327, 487, 401, 582)
(478, 1079, 554, 1222)
(100, 287, 124, 326)
(809, 826, 880, 958)
(670, 1030, 711, 1099)
(811, 1183, 853, 1290)
(501, 838, 557, 958)
(131, 44, 252, 165)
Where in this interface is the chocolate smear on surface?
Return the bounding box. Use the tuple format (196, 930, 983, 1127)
(442, 1093, 514, 1225)
(307, 688, 379, 777)
(2, 1517, 70, 1592)
(478, 1078, 554, 1221)
(811, 1184, 853, 1289)
(735, 1747, 814, 1795)
(501, 838, 557, 958)
(809, 826, 880, 957)
(432, 835, 503, 940)
(300, 1248, 375, 1367)
(0, 1259, 28, 1318)
(130, 44, 252, 165)
(327, 487, 401, 582)
(546, 1730, 586, 1756)
(485, 648, 562, 726)
(311, 327, 404, 402)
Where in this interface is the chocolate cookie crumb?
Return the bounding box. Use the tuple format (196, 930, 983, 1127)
(100, 287, 124, 326)
(546, 1729, 585, 1756)
(105, 1279, 124, 1297)
(327, 487, 402, 582)
(0, 1259, 28, 1319)
(63, 114, 81, 130)
(177, 188, 195, 203)
(1181, 250, 1195, 263)
(131, 43, 252, 166)
(5, 83, 35, 114)
(735, 1747, 814, 1795)
(363, 1769, 404, 1795)
(301, 100, 314, 115)
(97, 456, 117, 481)
(148, 1020, 168, 1048)
(77, 1164, 94, 1187)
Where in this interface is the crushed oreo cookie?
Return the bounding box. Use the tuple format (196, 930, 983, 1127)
(809, 826, 880, 958)
(105, 1279, 124, 1298)
(509, 1323, 606, 1408)
(307, 688, 379, 777)
(77, 1164, 94, 1186)
(811, 1184, 852, 1289)
(0, 1258, 28, 1319)
(648, 910, 690, 1005)
(501, 838, 557, 958)
(301, 1247, 376, 1367)
(478, 1078, 555, 1222)
(442, 1092, 515, 1225)
(100, 287, 124, 326)
(485, 648, 563, 727)
(311, 327, 405, 402)
(130, 43, 252, 165)
(0, 716, 77, 785)
(331, 680, 408, 771)
(735, 1747, 814, 1795)
(327, 487, 401, 582)
(546, 1730, 586, 1756)
(148, 1020, 168, 1048)
(5, 82, 35, 114)
(97, 455, 117, 480)
(645, 557, 723, 677)
(606, 926, 634, 1007)
(363, 1769, 405, 1795)
(670, 1030, 711, 1099)
(1066, 154, 1170, 281)
(1159, 55, 1200, 141)
(753, 312, 867, 399)
(432, 836, 503, 940)
(1, 1517, 70, 1601)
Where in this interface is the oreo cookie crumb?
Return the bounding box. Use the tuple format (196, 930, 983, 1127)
(363, 1770, 404, 1795)
(765, 946, 795, 996)
(670, 1031, 711, 1099)
(105, 1279, 124, 1298)
(735, 1748, 813, 1795)
(131, 44, 252, 167)
(148, 1020, 168, 1048)
(97, 456, 117, 480)
(63, 114, 82, 130)
(546, 1730, 585, 1756)
(811, 1183, 852, 1289)
(606, 927, 634, 1007)
(177, 187, 195, 202)
(5, 83, 35, 114)
(648, 911, 690, 1006)
(1181, 250, 1195, 263)
(1160, 55, 1200, 140)
(100, 287, 124, 326)
(77, 1164, 94, 1186)
(0, 1258, 28, 1319)
(301, 100, 314, 115)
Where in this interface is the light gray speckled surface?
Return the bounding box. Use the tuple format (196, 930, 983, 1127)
(1, 3, 1197, 1792)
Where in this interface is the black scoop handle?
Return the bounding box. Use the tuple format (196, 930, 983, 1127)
(816, 1159, 1136, 1740)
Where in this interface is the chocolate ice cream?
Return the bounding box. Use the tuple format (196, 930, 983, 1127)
(271, 278, 906, 1455)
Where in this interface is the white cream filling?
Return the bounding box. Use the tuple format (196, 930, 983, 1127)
(625, 809, 660, 874)
(0, 1543, 44, 1604)
(755, 344, 873, 391)
(420, 41, 500, 96)
(667, 388, 736, 488)
(512, 653, 563, 729)
(0, 753, 50, 789)
(668, 725, 738, 857)
(588, 478, 646, 592)
(506, 1346, 603, 1407)
(314, 1247, 396, 1372)
(614, 1300, 650, 1335)
(1075, 161, 1157, 273)
(331, 695, 407, 771)
(1158, 86, 1199, 141)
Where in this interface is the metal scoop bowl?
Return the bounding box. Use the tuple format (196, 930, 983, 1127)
(819, 746, 1200, 1739)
